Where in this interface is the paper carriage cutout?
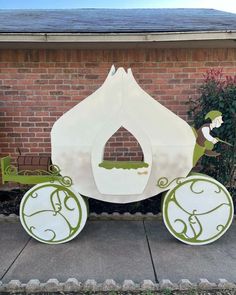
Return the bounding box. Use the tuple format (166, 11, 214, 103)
(51, 66, 196, 203)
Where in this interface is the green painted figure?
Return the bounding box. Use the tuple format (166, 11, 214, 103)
(192, 110, 223, 167)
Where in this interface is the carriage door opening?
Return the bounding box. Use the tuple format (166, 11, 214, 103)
(91, 125, 151, 195)
(102, 126, 145, 165)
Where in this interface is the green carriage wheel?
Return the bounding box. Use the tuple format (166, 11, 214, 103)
(20, 182, 88, 244)
(162, 175, 234, 245)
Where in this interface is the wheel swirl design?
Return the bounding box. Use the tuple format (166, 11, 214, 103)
(162, 175, 234, 245)
(20, 182, 87, 244)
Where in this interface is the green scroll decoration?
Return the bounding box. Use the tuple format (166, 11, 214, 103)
(2, 156, 72, 186)
(170, 191, 228, 242)
(4, 164, 18, 176)
(21, 183, 82, 243)
(5, 163, 61, 177)
(157, 176, 186, 189)
(59, 175, 73, 187)
(163, 177, 233, 244)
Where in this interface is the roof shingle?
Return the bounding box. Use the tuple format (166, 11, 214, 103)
(1, 8, 236, 33)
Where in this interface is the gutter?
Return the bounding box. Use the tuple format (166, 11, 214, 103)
(0, 30, 236, 43)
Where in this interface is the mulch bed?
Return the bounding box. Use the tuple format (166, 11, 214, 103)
(0, 188, 163, 216)
(0, 189, 25, 215)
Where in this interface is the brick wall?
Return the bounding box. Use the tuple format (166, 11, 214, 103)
(103, 127, 143, 161)
(1, 48, 236, 165)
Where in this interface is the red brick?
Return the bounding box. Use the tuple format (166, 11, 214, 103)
(0, 47, 236, 166)
(28, 117, 42, 122)
(110, 142, 123, 147)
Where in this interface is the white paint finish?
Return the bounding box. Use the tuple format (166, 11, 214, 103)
(162, 175, 234, 245)
(20, 182, 87, 244)
(94, 167, 151, 195)
(51, 66, 195, 203)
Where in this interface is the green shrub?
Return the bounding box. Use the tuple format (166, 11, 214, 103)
(188, 69, 236, 192)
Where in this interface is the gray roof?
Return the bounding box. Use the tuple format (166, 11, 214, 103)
(1, 8, 236, 33)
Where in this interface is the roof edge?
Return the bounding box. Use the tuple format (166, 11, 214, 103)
(0, 30, 236, 43)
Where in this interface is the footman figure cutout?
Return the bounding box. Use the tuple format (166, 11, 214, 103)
(193, 110, 225, 166)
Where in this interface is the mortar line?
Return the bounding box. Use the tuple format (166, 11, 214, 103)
(1, 236, 31, 281)
(143, 220, 159, 283)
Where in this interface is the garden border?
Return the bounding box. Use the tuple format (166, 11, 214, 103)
(1, 212, 236, 222)
(0, 212, 164, 222)
(0, 278, 235, 293)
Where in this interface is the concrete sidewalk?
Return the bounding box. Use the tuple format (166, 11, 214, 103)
(0, 219, 236, 284)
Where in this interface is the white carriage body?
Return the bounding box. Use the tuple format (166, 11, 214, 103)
(51, 66, 195, 203)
